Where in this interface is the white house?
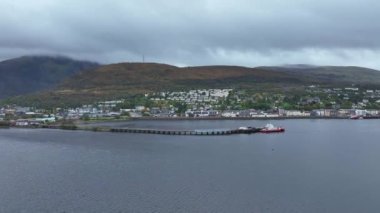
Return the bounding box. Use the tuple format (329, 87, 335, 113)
(221, 111, 239, 118)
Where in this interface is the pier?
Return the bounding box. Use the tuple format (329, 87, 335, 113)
(110, 127, 262, 136)
(10, 124, 264, 136)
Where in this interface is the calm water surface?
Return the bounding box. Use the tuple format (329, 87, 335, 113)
(1, 119, 380, 213)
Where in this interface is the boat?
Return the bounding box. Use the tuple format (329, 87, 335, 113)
(260, 123, 285, 133)
(350, 115, 363, 120)
(238, 126, 252, 130)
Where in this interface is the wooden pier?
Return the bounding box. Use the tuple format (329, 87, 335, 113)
(110, 127, 261, 136)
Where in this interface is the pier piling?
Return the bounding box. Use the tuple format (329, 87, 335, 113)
(109, 127, 261, 136)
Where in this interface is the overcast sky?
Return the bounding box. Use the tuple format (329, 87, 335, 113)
(1, 0, 380, 69)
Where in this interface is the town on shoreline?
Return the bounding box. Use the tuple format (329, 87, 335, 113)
(1, 86, 380, 127)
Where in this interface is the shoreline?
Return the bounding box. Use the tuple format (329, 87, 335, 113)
(74, 115, 380, 124)
(1, 117, 377, 137)
(129, 116, 350, 121)
(3, 116, 379, 133)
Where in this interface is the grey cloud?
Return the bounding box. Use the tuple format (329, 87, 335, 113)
(1, 0, 380, 68)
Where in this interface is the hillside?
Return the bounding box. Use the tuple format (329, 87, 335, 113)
(259, 66, 380, 85)
(58, 63, 297, 91)
(33, 63, 304, 106)
(4, 62, 380, 107)
(57, 63, 380, 92)
(0, 56, 99, 99)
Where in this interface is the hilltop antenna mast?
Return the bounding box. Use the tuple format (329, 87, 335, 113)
(142, 54, 145, 63)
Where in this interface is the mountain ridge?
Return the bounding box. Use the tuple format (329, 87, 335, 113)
(2, 57, 380, 107)
(0, 56, 99, 99)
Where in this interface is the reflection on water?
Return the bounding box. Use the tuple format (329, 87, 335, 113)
(1, 119, 380, 213)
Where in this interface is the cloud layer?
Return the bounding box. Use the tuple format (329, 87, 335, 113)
(1, 0, 380, 68)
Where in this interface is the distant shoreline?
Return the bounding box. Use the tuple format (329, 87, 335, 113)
(130, 116, 350, 121)
(4, 116, 378, 131)
(74, 116, 380, 124)
(128, 116, 354, 121)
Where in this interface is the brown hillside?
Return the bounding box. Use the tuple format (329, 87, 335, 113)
(58, 63, 295, 93)
(5, 62, 380, 107)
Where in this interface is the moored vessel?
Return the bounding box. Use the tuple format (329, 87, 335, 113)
(260, 123, 285, 133)
(350, 115, 363, 120)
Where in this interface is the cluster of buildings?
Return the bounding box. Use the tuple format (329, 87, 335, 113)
(150, 89, 232, 103)
(0, 106, 56, 126)
(306, 86, 380, 108)
(2, 87, 380, 127)
(2, 104, 380, 127)
(184, 108, 380, 118)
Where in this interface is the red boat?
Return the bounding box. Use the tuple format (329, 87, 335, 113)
(260, 123, 285, 133)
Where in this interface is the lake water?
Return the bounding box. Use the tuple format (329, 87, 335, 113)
(1, 119, 380, 213)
